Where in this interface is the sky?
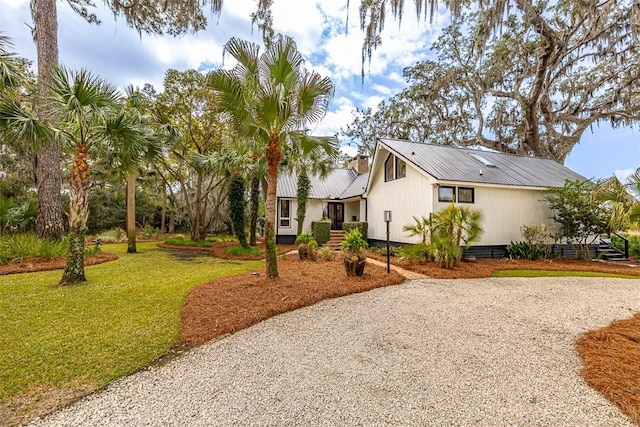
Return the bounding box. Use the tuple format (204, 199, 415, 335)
(1, 0, 638, 181)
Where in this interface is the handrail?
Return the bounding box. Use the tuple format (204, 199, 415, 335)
(612, 232, 629, 259)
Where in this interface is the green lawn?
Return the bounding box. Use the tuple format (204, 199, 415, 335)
(492, 269, 640, 279)
(0, 242, 262, 405)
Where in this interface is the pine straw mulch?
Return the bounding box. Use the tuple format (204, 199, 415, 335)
(0, 252, 117, 276)
(577, 315, 640, 425)
(365, 251, 640, 278)
(179, 255, 405, 348)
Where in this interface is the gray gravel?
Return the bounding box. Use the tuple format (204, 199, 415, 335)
(29, 277, 640, 426)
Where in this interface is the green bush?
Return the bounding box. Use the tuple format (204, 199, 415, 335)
(312, 220, 331, 245)
(317, 246, 335, 261)
(295, 231, 315, 245)
(343, 221, 368, 239)
(506, 241, 548, 260)
(398, 244, 428, 261)
(0, 233, 67, 264)
(341, 228, 369, 252)
(611, 234, 640, 260)
(226, 245, 262, 256)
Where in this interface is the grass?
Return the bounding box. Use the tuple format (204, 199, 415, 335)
(226, 244, 262, 256)
(492, 269, 640, 279)
(0, 242, 262, 418)
(164, 237, 212, 247)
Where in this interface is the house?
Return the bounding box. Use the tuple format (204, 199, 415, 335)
(276, 138, 586, 256)
(276, 155, 369, 243)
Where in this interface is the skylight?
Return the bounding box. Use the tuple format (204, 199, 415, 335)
(470, 153, 497, 168)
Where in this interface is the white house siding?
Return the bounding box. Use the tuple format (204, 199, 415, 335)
(344, 198, 363, 222)
(366, 156, 433, 243)
(433, 185, 556, 245)
(276, 198, 326, 237)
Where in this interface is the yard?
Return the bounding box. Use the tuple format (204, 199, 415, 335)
(1, 241, 639, 425)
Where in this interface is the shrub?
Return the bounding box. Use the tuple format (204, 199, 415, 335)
(520, 224, 551, 246)
(317, 246, 335, 261)
(343, 221, 368, 239)
(611, 234, 640, 260)
(428, 204, 483, 268)
(312, 220, 331, 245)
(546, 179, 609, 259)
(341, 228, 369, 253)
(0, 233, 67, 264)
(397, 244, 428, 261)
(506, 241, 547, 260)
(295, 231, 315, 245)
(226, 245, 262, 256)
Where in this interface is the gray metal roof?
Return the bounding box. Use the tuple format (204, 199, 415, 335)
(339, 172, 369, 199)
(378, 138, 585, 188)
(277, 169, 366, 199)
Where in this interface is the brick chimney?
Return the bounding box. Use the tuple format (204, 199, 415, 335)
(348, 154, 369, 175)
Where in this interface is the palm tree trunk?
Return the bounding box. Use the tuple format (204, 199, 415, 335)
(60, 145, 90, 285)
(126, 172, 137, 253)
(160, 182, 167, 233)
(34, 0, 64, 240)
(264, 135, 280, 278)
(249, 176, 259, 246)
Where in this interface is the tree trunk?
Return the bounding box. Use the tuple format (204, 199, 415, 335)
(60, 145, 90, 285)
(249, 176, 259, 246)
(169, 210, 175, 233)
(125, 172, 137, 253)
(296, 172, 310, 237)
(34, 0, 64, 240)
(229, 174, 248, 248)
(160, 182, 167, 233)
(264, 135, 280, 278)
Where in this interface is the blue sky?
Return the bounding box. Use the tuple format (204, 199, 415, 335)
(1, 0, 638, 180)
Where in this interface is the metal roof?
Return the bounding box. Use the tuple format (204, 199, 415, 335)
(378, 138, 585, 188)
(277, 169, 366, 199)
(339, 172, 369, 199)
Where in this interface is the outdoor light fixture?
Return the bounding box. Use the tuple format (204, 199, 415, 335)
(384, 210, 392, 273)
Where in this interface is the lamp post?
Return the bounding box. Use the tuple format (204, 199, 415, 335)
(384, 210, 392, 274)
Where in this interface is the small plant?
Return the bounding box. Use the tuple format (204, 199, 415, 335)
(506, 241, 547, 260)
(296, 231, 317, 260)
(317, 246, 335, 261)
(397, 244, 428, 262)
(341, 228, 369, 276)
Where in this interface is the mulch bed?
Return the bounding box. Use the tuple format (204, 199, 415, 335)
(179, 255, 405, 348)
(577, 314, 640, 425)
(365, 251, 640, 278)
(0, 252, 117, 276)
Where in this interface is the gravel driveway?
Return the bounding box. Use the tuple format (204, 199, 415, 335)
(30, 277, 640, 426)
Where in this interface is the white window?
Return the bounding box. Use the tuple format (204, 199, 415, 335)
(279, 200, 291, 228)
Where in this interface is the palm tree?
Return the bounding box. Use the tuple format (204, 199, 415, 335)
(47, 67, 147, 285)
(402, 215, 433, 247)
(430, 204, 484, 268)
(593, 172, 640, 232)
(209, 35, 334, 278)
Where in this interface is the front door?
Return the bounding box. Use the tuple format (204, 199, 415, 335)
(327, 202, 344, 230)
